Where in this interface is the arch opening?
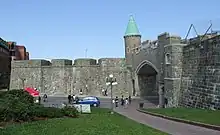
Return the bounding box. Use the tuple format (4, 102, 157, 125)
(136, 61, 159, 104)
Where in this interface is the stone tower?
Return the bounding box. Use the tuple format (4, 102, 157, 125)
(124, 15, 141, 96)
(124, 15, 141, 67)
(164, 35, 186, 107)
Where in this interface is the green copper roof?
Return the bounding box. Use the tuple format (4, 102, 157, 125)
(125, 15, 140, 36)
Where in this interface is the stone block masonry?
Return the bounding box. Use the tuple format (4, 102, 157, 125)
(180, 35, 220, 110)
(10, 58, 132, 97)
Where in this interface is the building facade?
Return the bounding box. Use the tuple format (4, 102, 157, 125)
(0, 38, 11, 89)
(26, 52, 29, 60)
(7, 42, 29, 60)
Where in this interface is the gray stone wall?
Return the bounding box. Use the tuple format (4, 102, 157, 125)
(10, 58, 132, 97)
(138, 75, 157, 97)
(180, 35, 220, 110)
(164, 35, 186, 107)
(10, 60, 47, 90)
(134, 40, 159, 73)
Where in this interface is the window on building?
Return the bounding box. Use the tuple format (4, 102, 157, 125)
(11, 51, 15, 56)
(135, 47, 140, 54)
(165, 53, 171, 65)
(127, 47, 130, 53)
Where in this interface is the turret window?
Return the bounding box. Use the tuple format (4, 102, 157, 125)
(127, 47, 130, 53)
(165, 53, 171, 65)
(135, 47, 140, 54)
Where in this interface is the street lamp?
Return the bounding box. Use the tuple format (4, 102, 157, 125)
(106, 74, 117, 114)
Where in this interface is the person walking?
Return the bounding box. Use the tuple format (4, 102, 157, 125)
(121, 95, 125, 106)
(68, 94, 72, 104)
(72, 94, 76, 103)
(128, 95, 131, 104)
(115, 96, 119, 107)
(102, 89, 105, 96)
(79, 89, 83, 95)
(165, 98, 168, 108)
(104, 89, 108, 96)
(75, 96, 80, 104)
(112, 98, 115, 106)
(125, 98, 129, 108)
(43, 94, 47, 102)
(38, 96, 41, 105)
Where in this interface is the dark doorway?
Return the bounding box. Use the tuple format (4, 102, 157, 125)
(132, 79, 135, 96)
(137, 63, 158, 105)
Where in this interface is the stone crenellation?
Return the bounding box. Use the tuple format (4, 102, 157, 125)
(10, 58, 132, 97)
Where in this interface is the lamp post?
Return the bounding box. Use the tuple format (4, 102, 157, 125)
(106, 74, 117, 114)
(85, 84, 88, 95)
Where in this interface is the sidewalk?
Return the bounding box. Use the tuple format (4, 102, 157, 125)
(115, 106, 220, 135)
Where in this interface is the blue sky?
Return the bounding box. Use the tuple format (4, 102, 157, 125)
(0, 0, 219, 59)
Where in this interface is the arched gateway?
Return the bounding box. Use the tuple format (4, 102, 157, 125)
(135, 60, 159, 104)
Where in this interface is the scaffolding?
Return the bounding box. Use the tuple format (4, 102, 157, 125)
(183, 20, 219, 44)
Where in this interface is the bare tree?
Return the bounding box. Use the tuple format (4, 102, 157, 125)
(18, 75, 26, 89)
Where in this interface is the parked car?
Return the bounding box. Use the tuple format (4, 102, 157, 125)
(78, 96, 100, 107)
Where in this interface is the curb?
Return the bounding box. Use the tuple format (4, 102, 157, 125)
(137, 109, 220, 131)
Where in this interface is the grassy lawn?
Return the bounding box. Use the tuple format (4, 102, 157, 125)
(0, 108, 167, 135)
(145, 107, 220, 126)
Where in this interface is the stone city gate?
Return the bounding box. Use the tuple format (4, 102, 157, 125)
(124, 15, 185, 107)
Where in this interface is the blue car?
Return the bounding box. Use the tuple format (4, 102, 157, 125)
(78, 96, 100, 107)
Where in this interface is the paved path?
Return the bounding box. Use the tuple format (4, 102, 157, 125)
(42, 96, 157, 109)
(42, 96, 220, 135)
(115, 104, 220, 135)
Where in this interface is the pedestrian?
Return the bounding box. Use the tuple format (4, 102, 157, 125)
(75, 96, 79, 104)
(128, 95, 131, 104)
(102, 89, 105, 96)
(115, 96, 119, 107)
(125, 98, 129, 108)
(104, 89, 108, 96)
(121, 95, 125, 106)
(112, 99, 115, 106)
(43, 94, 47, 102)
(38, 96, 41, 104)
(79, 89, 83, 95)
(68, 94, 71, 104)
(72, 94, 76, 103)
(165, 98, 168, 108)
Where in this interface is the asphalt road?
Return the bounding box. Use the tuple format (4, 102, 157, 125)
(41, 96, 157, 109)
(42, 97, 112, 108)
